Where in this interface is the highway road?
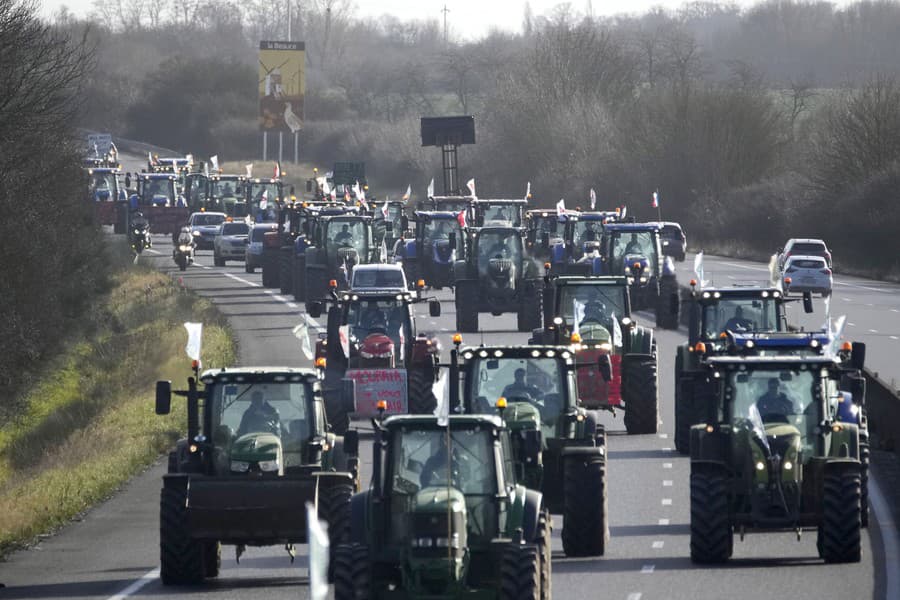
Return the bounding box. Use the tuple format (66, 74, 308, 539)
(0, 236, 896, 600)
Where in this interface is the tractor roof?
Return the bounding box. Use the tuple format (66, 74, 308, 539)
(87, 167, 120, 174)
(459, 345, 575, 362)
(551, 275, 629, 287)
(603, 222, 662, 232)
(693, 287, 784, 301)
(476, 198, 529, 205)
(704, 354, 840, 368)
(381, 414, 505, 431)
(415, 211, 459, 219)
(199, 366, 318, 384)
(208, 174, 246, 181)
(141, 173, 177, 180)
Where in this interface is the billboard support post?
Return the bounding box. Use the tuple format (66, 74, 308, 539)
(279, 132, 283, 165)
(294, 133, 299, 164)
(262, 131, 268, 161)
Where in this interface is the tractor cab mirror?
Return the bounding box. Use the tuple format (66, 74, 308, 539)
(340, 378, 356, 413)
(541, 231, 550, 248)
(521, 429, 542, 465)
(400, 215, 409, 231)
(308, 301, 324, 318)
(802, 292, 813, 314)
(429, 299, 441, 317)
(306, 179, 313, 192)
(448, 232, 457, 248)
(597, 355, 612, 382)
(851, 342, 866, 371)
(155, 380, 172, 415)
(343, 429, 359, 456)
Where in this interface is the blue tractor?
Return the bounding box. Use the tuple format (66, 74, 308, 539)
(396, 211, 465, 290)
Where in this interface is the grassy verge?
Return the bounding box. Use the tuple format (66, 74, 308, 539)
(0, 267, 235, 555)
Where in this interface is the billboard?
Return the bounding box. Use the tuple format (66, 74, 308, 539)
(258, 41, 305, 133)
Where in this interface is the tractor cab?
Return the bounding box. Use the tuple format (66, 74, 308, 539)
(246, 178, 285, 223)
(525, 209, 571, 260)
(206, 174, 248, 217)
(183, 172, 209, 211)
(372, 199, 405, 254)
(86, 167, 123, 202)
(417, 194, 473, 216)
(473, 199, 527, 228)
(398, 210, 465, 290)
(687, 286, 787, 347)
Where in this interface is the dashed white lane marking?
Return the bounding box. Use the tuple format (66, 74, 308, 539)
(225, 273, 260, 287)
(288, 302, 298, 308)
(662, 498, 672, 506)
(727, 275, 735, 280)
(641, 565, 655, 573)
(663, 480, 673, 487)
(721, 261, 767, 273)
(848, 322, 856, 327)
(892, 309, 899, 313)
(652, 541, 665, 549)
(659, 518, 670, 525)
(658, 433, 668, 439)
(869, 329, 879, 333)
(891, 336, 898, 341)
(627, 594, 643, 600)
(662, 447, 673, 452)
(663, 463, 673, 469)
(106, 568, 159, 599)
(200, 265, 211, 270)
(145, 249, 162, 255)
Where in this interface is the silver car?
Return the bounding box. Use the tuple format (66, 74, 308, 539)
(245, 223, 278, 273)
(782, 255, 832, 297)
(213, 221, 250, 266)
(187, 211, 227, 250)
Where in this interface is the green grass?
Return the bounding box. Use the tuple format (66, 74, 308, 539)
(0, 268, 235, 555)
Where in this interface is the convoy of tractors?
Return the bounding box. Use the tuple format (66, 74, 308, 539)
(88, 148, 869, 597)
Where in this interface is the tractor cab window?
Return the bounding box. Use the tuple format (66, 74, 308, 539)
(424, 218, 460, 244)
(327, 219, 368, 254)
(727, 369, 820, 460)
(558, 285, 627, 339)
(210, 179, 244, 199)
(347, 298, 410, 356)
(90, 172, 118, 200)
(468, 357, 567, 431)
(141, 178, 175, 206)
(188, 176, 207, 203)
(702, 297, 780, 338)
(388, 427, 499, 542)
(476, 231, 522, 276)
(437, 200, 470, 214)
(609, 231, 657, 274)
(210, 380, 314, 459)
(482, 204, 521, 227)
(573, 220, 601, 245)
(249, 183, 280, 221)
(533, 215, 559, 236)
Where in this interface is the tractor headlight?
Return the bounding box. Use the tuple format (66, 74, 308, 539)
(755, 461, 765, 471)
(783, 461, 793, 471)
(435, 533, 460, 548)
(411, 537, 434, 548)
(258, 459, 280, 472)
(230, 460, 250, 473)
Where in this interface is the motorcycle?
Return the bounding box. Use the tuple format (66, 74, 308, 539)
(130, 223, 151, 255)
(173, 242, 194, 271)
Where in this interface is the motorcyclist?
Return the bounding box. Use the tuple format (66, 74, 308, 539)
(174, 226, 195, 261)
(131, 211, 150, 249)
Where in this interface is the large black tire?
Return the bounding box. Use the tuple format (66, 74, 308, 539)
(325, 388, 350, 435)
(321, 481, 354, 582)
(690, 466, 732, 563)
(292, 255, 306, 301)
(333, 543, 370, 600)
(499, 543, 540, 600)
(213, 253, 224, 267)
(536, 508, 552, 600)
(656, 276, 680, 329)
(561, 455, 607, 557)
(407, 365, 437, 414)
(455, 280, 479, 333)
(517, 281, 543, 332)
(622, 356, 659, 434)
(245, 263, 254, 273)
(261, 255, 278, 287)
(860, 432, 870, 528)
(817, 468, 862, 563)
(279, 250, 293, 295)
(203, 541, 220, 578)
(160, 484, 205, 585)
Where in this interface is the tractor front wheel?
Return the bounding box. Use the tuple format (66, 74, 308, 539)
(455, 281, 479, 332)
(160, 483, 205, 585)
(690, 466, 733, 563)
(333, 543, 370, 600)
(408, 365, 437, 414)
(817, 468, 862, 563)
(517, 281, 543, 332)
(536, 508, 552, 600)
(561, 455, 607, 557)
(623, 355, 659, 434)
(500, 542, 540, 600)
(656, 276, 680, 329)
(203, 541, 220, 578)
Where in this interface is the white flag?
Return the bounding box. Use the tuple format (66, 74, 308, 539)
(339, 324, 350, 358)
(203, 161, 209, 178)
(611, 312, 623, 347)
(245, 163, 253, 178)
(322, 180, 331, 196)
(185, 153, 194, 167)
(466, 178, 476, 198)
(590, 188, 597, 210)
(573, 299, 586, 334)
(621, 205, 627, 219)
(556, 198, 566, 217)
(381, 238, 388, 263)
(210, 155, 219, 172)
(402, 184, 412, 201)
(292, 317, 314, 360)
(398, 323, 406, 358)
(259, 188, 268, 211)
(693, 252, 705, 288)
(822, 294, 832, 333)
(427, 178, 435, 198)
(305, 502, 330, 600)
(148, 151, 153, 164)
(184, 322, 203, 361)
(524, 181, 531, 201)
(432, 369, 450, 427)
(380, 202, 389, 220)
(827, 315, 847, 357)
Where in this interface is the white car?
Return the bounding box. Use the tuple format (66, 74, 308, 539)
(782, 255, 832, 297)
(778, 238, 832, 270)
(213, 221, 250, 266)
(350, 263, 409, 294)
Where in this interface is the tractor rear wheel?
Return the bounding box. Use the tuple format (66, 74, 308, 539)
(561, 455, 607, 557)
(536, 508, 552, 600)
(279, 250, 293, 295)
(262, 255, 278, 287)
(623, 356, 659, 434)
(455, 281, 479, 332)
(500, 543, 540, 600)
(408, 365, 437, 414)
(321, 481, 355, 582)
(690, 466, 732, 563)
(517, 281, 543, 332)
(860, 432, 870, 528)
(817, 468, 862, 563)
(160, 484, 205, 584)
(333, 543, 370, 600)
(203, 541, 220, 578)
(656, 276, 680, 329)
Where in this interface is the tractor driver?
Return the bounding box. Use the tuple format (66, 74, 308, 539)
(502, 368, 544, 402)
(581, 222, 598, 242)
(432, 220, 451, 241)
(359, 303, 388, 334)
(238, 390, 282, 437)
(334, 223, 354, 246)
(756, 377, 794, 422)
(420, 433, 472, 489)
(723, 306, 754, 332)
(624, 233, 643, 255)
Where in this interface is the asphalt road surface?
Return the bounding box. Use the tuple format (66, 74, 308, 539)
(0, 236, 897, 600)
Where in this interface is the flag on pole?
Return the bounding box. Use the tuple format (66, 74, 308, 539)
(556, 198, 566, 217)
(339, 324, 350, 358)
(611, 313, 623, 347)
(402, 184, 412, 201)
(590, 188, 597, 210)
(524, 181, 531, 201)
(398, 323, 406, 357)
(184, 322, 203, 362)
(457, 209, 467, 229)
(432, 369, 450, 427)
(621, 205, 627, 219)
(148, 151, 153, 165)
(381, 202, 389, 220)
(573, 299, 586, 334)
(245, 163, 253, 178)
(259, 188, 269, 211)
(427, 178, 435, 198)
(203, 161, 209, 178)
(210, 155, 219, 172)
(466, 178, 476, 198)
(292, 316, 314, 361)
(274, 162, 280, 178)
(651, 190, 659, 208)
(186, 154, 194, 167)
(381, 238, 388, 263)
(693, 252, 706, 288)
(305, 501, 330, 600)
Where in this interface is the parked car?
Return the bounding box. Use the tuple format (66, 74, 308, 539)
(245, 223, 278, 273)
(187, 211, 227, 250)
(782, 255, 832, 297)
(778, 238, 832, 269)
(659, 221, 686, 262)
(349, 262, 409, 294)
(213, 221, 250, 266)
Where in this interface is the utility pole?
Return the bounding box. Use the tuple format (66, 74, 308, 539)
(442, 4, 450, 46)
(287, 0, 291, 40)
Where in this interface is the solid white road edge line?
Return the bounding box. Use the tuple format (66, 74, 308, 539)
(106, 567, 159, 600)
(870, 474, 900, 600)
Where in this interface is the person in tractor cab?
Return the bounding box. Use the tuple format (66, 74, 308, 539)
(433, 220, 451, 240)
(582, 222, 599, 242)
(624, 233, 642, 255)
(756, 378, 794, 422)
(335, 224, 354, 246)
(238, 390, 282, 437)
(359, 303, 388, 334)
(420, 433, 472, 489)
(502, 368, 544, 402)
(723, 306, 754, 332)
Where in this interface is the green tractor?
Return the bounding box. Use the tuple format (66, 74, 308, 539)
(334, 414, 552, 600)
(689, 354, 865, 564)
(453, 343, 609, 556)
(154, 367, 358, 584)
(304, 213, 376, 311)
(452, 226, 543, 332)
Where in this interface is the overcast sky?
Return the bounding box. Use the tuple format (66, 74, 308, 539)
(39, 0, 854, 39)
